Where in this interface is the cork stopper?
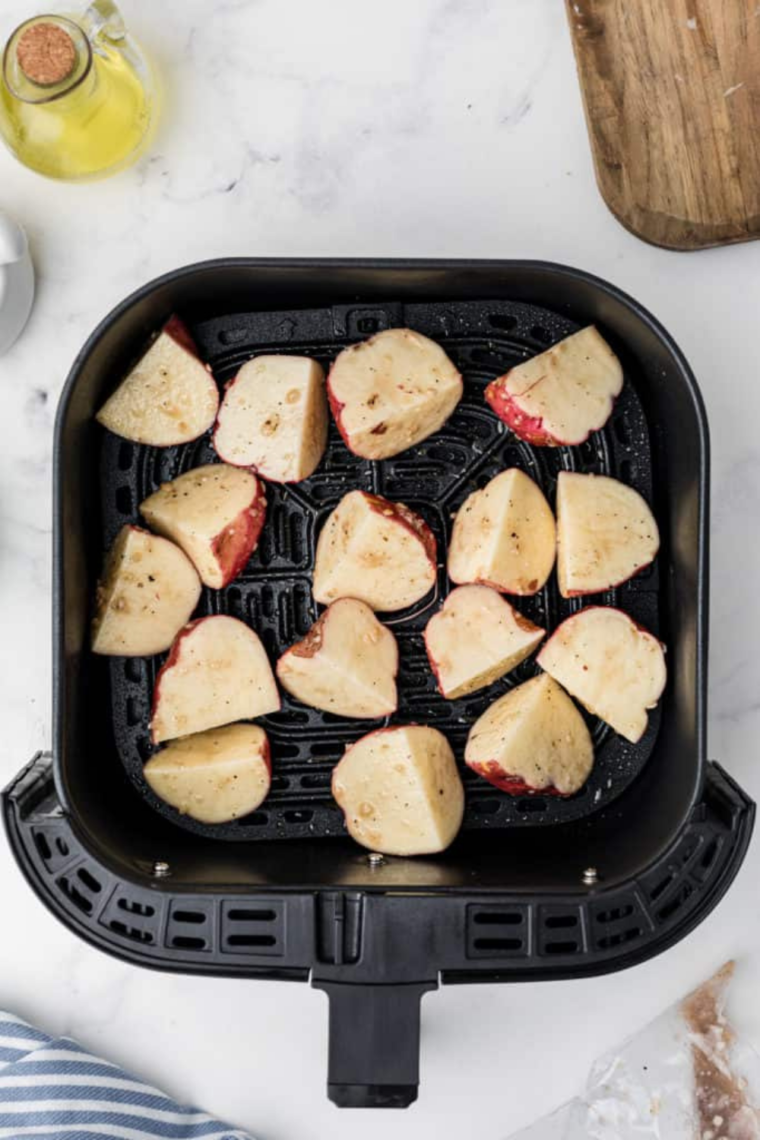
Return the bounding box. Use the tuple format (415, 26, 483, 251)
(16, 22, 77, 87)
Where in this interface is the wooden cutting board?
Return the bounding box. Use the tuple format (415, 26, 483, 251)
(566, 0, 760, 249)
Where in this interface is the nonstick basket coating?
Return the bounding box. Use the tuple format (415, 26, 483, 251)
(99, 296, 660, 841)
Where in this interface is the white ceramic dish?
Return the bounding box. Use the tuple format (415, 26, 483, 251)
(0, 211, 34, 355)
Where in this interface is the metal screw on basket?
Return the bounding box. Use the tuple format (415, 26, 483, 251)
(367, 852, 385, 868)
(151, 860, 171, 878)
(582, 866, 599, 886)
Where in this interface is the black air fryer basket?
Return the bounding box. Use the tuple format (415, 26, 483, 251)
(4, 259, 754, 1108)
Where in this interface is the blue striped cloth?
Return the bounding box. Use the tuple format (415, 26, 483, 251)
(0, 1013, 252, 1139)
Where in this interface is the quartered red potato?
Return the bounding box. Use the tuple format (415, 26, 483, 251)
(313, 490, 437, 612)
(151, 614, 280, 743)
(140, 463, 266, 589)
(538, 606, 666, 743)
(328, 328, 462, 460)
(556, 471, 659, 597)
(144, 723, 271, 824)
(91, 525, 201, 657)
(277, 598, 398, 719)
(332, 725, 465, 856)
(97, 315, 219, 447)
(425, 585, 545, 699)
(485, 325, 622, 446)
(448, 468, 556, 596)
(214, 354, 328, 483)
(465, 673, 594, 796)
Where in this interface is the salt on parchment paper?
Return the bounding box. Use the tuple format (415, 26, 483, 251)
(508, 963, 760, 1140)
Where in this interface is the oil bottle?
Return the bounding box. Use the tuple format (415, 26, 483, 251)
(0, 0, 157, 181)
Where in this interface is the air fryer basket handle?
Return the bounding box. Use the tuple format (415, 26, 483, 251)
(315, 981, 435, 1108)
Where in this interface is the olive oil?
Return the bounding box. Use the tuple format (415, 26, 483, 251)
(0, 6, 157, 182)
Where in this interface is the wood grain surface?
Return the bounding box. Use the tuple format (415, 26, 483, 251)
(566, 0, 760, 250)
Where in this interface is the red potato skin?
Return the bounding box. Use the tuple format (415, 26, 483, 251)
(560, 560, 656, 598)
(212, 372, 246, 470)
(209, 477, 267, 587)
(163, 314, 203, 361)
(326, 376, 353, 453)
(278, 598, 400, 671)
(150, 615, 282, 744)
(150, 618, 201, 743)
(423, 630, 447, 697)
(363, 493, 437, 566)
(538, 605, 667, 657)
(213, 372, 316, 484)
(423, 600, 543, 698)
(485, 377, 558, 447)
(326, 362, 463, 457)
(468, 760, 566, 797)
(260, 735, 272, 778)
(448, 572, 542, 597)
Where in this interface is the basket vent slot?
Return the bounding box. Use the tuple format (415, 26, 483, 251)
(544, 914, 578, 930)
(538, 906, 584, 956)
(468, 347, 512, 370)
(515, 798, 547, 814)
(596, 926, 642, 951)
(77, 867, 102, 893)
(648, 870, 676, 901)
(118, 897, 155, 917)
(595, 903, 634, 924)
(34, 831, 51, 862)
(470, 797, 501, 816)
(171, 936, 206, 949)
(221, 900, 284, 957)
(118, 442, 134, 470)
(657, 882, 695, 922)
(115, 485, 132, 516)
(467, 906, 528, 958)
(283, 809, 313, 824)
(165, 901, 213, 952)
(109, 921, 153, 944)
(99, 890, 160, 946)
(57, 872, 98, 915)
(488, 312, 518, 332)
(34, 830, 73, 873)
(543, 940, 580, 955)
(695, 836, 721, 880)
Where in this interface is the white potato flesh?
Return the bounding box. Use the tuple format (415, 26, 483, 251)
(92, 525, 201, 657)
(96, 316, 218, 446)
(465, 673, 593, 795)
(144, 723, 271, 824)
(313, 490, 436, 612)
(447, 468, 556, 595)
(485, 326, 623, 446)
(151, 615, 280, 743)
(556, 471, 659, 597)
(327, 328, 463, 460)
(277, 598, 398, 718)
(538, 606, 666, 743)
(425, 585, 545, 699)
(332, 726, 464, 856)
(213, 355, 328, 482)
(140, 463, 266, 589)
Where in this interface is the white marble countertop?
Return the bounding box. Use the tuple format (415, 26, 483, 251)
(2, 1, 760, 1137)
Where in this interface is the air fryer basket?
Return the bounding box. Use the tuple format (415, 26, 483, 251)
(4, 260, 754, 1109)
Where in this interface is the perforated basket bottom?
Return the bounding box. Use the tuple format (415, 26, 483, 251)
(99, 297, 661, 842)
